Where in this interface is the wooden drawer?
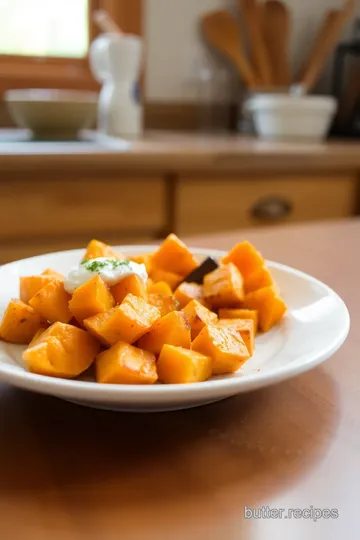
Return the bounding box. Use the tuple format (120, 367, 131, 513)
(176, 175, 357, 236)
(0, 178, 164, 240)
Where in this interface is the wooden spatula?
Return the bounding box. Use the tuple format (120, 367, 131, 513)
(298, 0, 355, 92)
(201, 10, 258, 87)
(263, 0, 291, 87)
(239, 0, 271, 86)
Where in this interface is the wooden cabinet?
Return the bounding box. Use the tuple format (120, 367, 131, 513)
(176, 175, 358, 236)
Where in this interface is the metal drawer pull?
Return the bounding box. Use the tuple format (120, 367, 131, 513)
(251, 196, 293, 221)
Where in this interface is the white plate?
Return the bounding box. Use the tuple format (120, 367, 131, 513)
(0, 247, 350, 412)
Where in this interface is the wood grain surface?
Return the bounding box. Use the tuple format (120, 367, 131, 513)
(0, 219, 359, 539)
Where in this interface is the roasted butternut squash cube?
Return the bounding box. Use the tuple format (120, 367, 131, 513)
(0, 299, 43, 344)
(150, 268, 182, 291)
(83, 239, 124, 261)
(96, 342, 158, 384)
(218, 308, 259, 333)
(29, 328, 47, 347)
(245, 267, 275, 294)
(192, 324, 250, 375)
(203, 263, 244, 309)
(147, 280, 173, 297)
(29, 280, 72, 324)
(84, 294, 161, 346)
(222, 241, 264, 280)
(174, 282, 205, 309)
(244, 286, 287, 332)
(217, 319, 255, 356)
(111, 275, 147, 305)
(151, 234, 198, 277)
(147, 294, 179, 317)
(182, 299, 218, 340)
(20, 275, 56, 304)
(23, 322, 100, 378)
(138, 311, 191, 355)
(69, 275, 114, 324)
(130, 253, 153, 273)
(42, 268, 64, 280)
(157, 345, 212, 384)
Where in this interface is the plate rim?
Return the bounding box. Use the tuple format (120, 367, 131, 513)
(0, 246, 350, 399)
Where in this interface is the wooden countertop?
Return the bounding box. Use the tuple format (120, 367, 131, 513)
(0, 218, 358, 539)
(2, 130, 360, 174)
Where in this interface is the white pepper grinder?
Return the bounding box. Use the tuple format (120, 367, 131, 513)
(89, 32, 143, 138)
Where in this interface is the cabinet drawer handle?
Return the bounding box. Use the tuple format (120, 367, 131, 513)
(250, 196, 293, 221)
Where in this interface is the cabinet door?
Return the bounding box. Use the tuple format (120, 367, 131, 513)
(177, 175, 357, 236)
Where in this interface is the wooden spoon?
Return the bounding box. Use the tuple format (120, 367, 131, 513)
(93, 10, 123, 34)
(263, 0, 291, 87)
(201, 10, 258, 87)
(239, 0, 272, 86)
(298, 0, 355, 92)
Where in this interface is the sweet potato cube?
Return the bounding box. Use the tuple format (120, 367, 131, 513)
(244, 287, 287, 332)
(174, 282, 205, 309)
(157, 345, 212, 384)
(130, 253, 153, 273)
(150, 268, 182, 290)
(29, 280, 72, 324)
(222, 241, 265, 280)
(96, 342, 158, 384)
(147, 281, 173, 297)
(20, 275, 56, 304)
(245, 267, 275, 294)
(217, 319, 255, 356)
(111, 275, 147, 305)
(0, 299, 42, 344)
(84, 294, 161, 346)
(138, 311, 191, 355)
(83, 239, 124, 261)
(218, 308, 259, 333)
(203, 263, 244, 309)
(69, 275, 114, 324)
(192, 324, 250, 375)
(182, 299, 218, 340)
(42, 268, 64, 280)
(151, 234, 198, 277)
(23, 322, 100, 378)
(147, 294, 179, 317)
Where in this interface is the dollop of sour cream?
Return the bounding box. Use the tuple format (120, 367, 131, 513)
(64, 258, 148, 294)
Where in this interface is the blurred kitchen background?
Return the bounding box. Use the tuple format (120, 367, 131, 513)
(1, 0, 360, 263)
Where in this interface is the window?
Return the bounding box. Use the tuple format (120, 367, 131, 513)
(0, 0, 142, 93)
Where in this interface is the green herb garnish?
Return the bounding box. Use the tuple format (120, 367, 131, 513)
(81, 259, 131, 273)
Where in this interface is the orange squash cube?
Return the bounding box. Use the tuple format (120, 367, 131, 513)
(174, 282, 205, 309)
(138, 311, 191, 355)
(222, 241, 264, 280)
(147, 280, 173, 297)
(218, 308, 259, 333)
(147, 294, 179, 317)
(20, 275, 57, 304)
(111, 275, 147, 305)
(245, 266, 275, 294)
(83, 239, 124, 261)
(84, 294, 161, 346)
(192, 324, 250, 375)
(157, 345, 212, 384)
(130, 253, 153, 273)
(217, 319, 255, 356)
(29, 280, 72, 324)
(69, 275, 114, 324)
(0, 299, 42, 344)
(96, 342, 158, 384)
(150, 268, 182, 290)
(182, 299, 218, 340)
(23, 322, 100, 378)
(151, 234, 198, 277)
(42, 268, 64, 280)
(244, 286, 287, 332)
(203, 263, 244, 309)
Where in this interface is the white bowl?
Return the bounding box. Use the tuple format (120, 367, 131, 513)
(245, 94, 338, 142)
(0, 246, 350, 413)
(4, 89, 98, 140)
